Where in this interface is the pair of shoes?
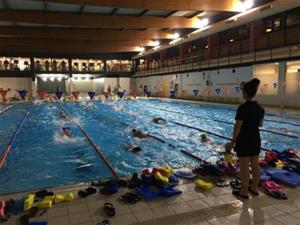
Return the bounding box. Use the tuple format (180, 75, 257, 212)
(78, 187, 97, 198)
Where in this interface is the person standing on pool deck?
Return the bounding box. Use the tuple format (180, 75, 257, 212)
(231, 78, 265, 199)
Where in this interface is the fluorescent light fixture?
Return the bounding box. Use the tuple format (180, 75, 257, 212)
(172, 32, 180, 39)
(50, 77, 55, 82)
(139, 46, 145, 52)
(266, 28, 272, 33)
(42, 77, 47, 82)
(229, 38, 234, 42)
(194, 17, 209, 29)
(153, 40, 160, 46)
(57, 77, 62, 82)
(237, 0, 254, 12)
(170, 38, 182, 45)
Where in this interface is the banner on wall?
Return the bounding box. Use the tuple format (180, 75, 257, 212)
(37, 90, 47, 99)
(118, 91, 125, 98)
(273, 82, 277, 89)
(170, 90, 176, 97)
(146, 91, 151, 97)
(0, 89, 8, 102)
(225, 87, 230, 94)
(88, 91, 96, 100)
(18, 89, 27, 100)
(215, 88, 221, 95)
(55, 91, 64, 100)
(193, 89, 199, 96)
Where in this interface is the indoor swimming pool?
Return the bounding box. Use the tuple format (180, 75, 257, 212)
(0, 99, 299, 195)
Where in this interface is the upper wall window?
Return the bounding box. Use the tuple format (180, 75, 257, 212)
(286, 7, 300, 28)
(0, 57, 30, 71)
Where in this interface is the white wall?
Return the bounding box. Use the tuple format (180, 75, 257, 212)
(0, 77, 32, 98)
(119, 77, 130, 92)
(132, 62, 300, 109)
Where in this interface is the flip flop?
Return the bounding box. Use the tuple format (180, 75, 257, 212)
(78, 187, 97, 198)
(264, 189, 288, 200)
(119, 193, 141, 204)
(103, 203, 115, 217)
(117, 179, 128, 188)
(232, 190, 249, 199)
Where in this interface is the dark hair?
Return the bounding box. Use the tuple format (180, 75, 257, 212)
(243, 78, 260, 98)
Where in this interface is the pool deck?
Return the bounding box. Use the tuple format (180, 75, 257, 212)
(1, 179, 300, 225)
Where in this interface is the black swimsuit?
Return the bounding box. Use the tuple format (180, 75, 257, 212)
(234, 101, 265, 157)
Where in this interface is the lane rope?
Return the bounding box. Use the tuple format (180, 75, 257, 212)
(145, 105, 298, 138)
(0, 104, 33, 170)
(57, 101, 118, 178)
(0, 105, 13, 115)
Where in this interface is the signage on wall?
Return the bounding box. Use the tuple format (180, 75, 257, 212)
(273, 82, 277, 89)
(215, 88, 221, 95)
(55, 91, 64, 100)
(234, 86, 240, 93)
(225, 87, 230, 94)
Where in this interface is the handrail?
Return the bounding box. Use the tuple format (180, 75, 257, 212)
(0, 104, 33, 169)
(57, 101, 118, 178)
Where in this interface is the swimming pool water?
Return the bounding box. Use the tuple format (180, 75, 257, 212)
(0, 99, 299, 195)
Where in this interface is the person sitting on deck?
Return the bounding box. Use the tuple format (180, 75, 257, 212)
(152, 117, 166, 124)
(132, 128, 148, 139)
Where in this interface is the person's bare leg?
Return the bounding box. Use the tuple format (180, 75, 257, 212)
(250, 156, 260, 193)
(239, 157, 250, 196)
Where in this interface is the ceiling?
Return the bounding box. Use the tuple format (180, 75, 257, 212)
(0, 0, 273, 56)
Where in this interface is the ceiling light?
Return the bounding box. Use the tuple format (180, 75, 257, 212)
(42, 77, 47, 82)
(153, 41, 160, 47)
(139, 46, 145, 52)
(266, 28, 272, 33)
(50, 77, 55, 82)
(205, 45, 208, 49)
(229, 38, 234, 42)
(195, 17, 209, 28)
(238, 0, 254, 12)
(57, 77, 62, 82)
(172, 32, 180, 39)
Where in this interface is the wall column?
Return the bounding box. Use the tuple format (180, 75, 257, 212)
(179, 43, 188, 63)
(278, 61, 286, 108)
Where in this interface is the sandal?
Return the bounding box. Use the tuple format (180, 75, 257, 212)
(103, 203, 115, 217)
(78, 187, 97, 198)
(214, 178, 229, 187)
(98, 220, 109, 225)
(230, 179, 242, 190)
(232, 190, 249, 199)
(119, 193, 140, 204)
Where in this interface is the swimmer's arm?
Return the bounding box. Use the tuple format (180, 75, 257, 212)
(232, 120, 242, 144)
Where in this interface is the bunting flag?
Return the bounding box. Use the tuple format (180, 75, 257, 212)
(215, 88, 221, 95)
(118, 91, 125, 98)
(55, 91, 64, 100)
(273, 82, 277, 89)
(88, 91, 96, 100)
(37, 90, 47, 99)
(170, 91, 176, 97)
(71, 91, 80, 100)
(225, 87, 230, 94)
(0, 89, 8, 102)
(193, 89, 199, 96)
(18, 89, 28, 100)
(146, 91, 151, 97)
(0, 89, 8, 99)
(234, 86, 240, 93)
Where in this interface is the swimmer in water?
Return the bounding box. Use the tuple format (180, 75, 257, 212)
(60, 111, 68, 120)
(153, 117, 166, 124)
(126, 144, 142, 153)
(132, 128, 148, 139)
(200, 133, 211, 143)
(61, 127, 72, 138)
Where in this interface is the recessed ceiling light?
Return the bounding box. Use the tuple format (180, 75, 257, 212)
(153, 41, 160, 47)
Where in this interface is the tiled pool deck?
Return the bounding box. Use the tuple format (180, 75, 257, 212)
(1, 180, 300, 225)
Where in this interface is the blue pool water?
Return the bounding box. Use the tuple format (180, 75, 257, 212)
(0, 99, 299, 195)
